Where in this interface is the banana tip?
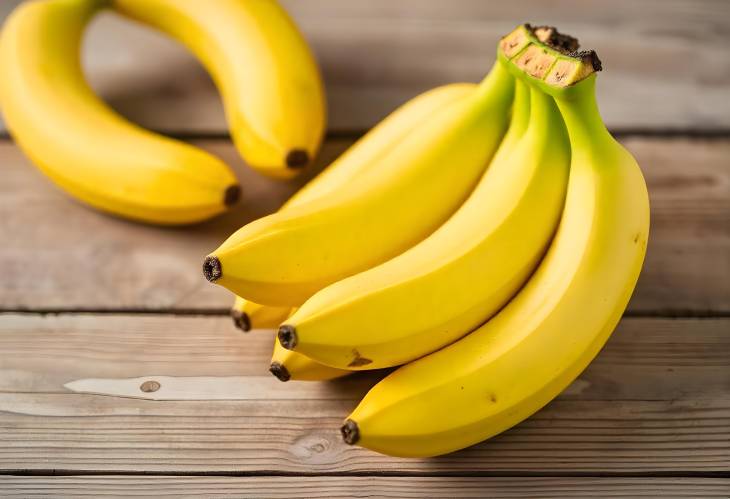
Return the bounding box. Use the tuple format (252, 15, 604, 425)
(278, 324, 298, 350)
(269, 361, 291, 382)
(286, 149, 309, 169)
(341, 419, 360, 445)
(231, 310, 251, 332)
(203, 256, 222, 282)
(224, 184, 241, 206)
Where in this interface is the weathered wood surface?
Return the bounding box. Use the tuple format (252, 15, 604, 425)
(1, 476, 728, 498)
(0, 314, 727, 473)
(1, 137, 727, 314)
(1, 0, 729, 132)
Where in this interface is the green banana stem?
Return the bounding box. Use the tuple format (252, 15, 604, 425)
(553, 76, 615, 159)
(475, 60, 515, 107)
(526, 83, 565, 139)
(507, 79, 531, 138)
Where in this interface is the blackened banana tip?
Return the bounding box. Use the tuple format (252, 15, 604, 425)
(278, 324, 298, 350)
(269, 361, 291, 382)
(203, 255, 222, 282)
(341, 419, 360, 445)
(231, 310, 251, 332)
(224, 184, 241, 206)
(285, 149, 309, 169)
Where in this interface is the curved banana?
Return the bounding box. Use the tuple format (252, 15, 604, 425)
(0, 0, 240, 225)
(341, 41, 650, 457)
(230, 296, 292, 332)
(204, 63, 515, 306)
(270, 338, 350, 382)
(229, 83, 475, 323)
(279, 77, 570, 370)
(112, 0, 326, 178)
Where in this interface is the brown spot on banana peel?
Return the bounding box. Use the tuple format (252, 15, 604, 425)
(348, 349, 372, 368)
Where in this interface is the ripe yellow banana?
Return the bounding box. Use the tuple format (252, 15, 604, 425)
(229, 82, 475, 326)
(0, 0, 240, 225)
(270, 337, 350, 382)
(204, 64, 515, 306)
(230, 296, 292, 332)
(111, 0, 326, 178)
(341, 35, 650, 457)
(279, 76, 570, 370)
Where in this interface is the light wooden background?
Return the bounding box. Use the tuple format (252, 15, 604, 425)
(0, 1, 729, 497)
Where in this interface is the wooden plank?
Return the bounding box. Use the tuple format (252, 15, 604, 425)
(0, 314, 727, 473)
(0, 476, 728, 498)
(0, 137, 727, 313)
(1, 0, 729, 132)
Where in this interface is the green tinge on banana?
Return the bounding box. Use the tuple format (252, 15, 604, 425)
(341, 27, 649, 457)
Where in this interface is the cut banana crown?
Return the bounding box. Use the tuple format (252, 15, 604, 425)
(499, 24, 602, 90)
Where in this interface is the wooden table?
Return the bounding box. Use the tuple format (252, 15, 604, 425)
(1, 1, 728, 496)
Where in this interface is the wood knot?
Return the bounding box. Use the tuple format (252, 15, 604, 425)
(140, 380, 161, 393)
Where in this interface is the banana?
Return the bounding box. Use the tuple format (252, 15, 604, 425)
(270, 337, 350, 382)
(230, 296, 292, 332)
(229, 83, 475, 324)
(340, 35, 650, 457)
(0, 0, 240, 225)
(204, 63, 515, 306)
(278, 75, 570, 370)
(111, 0, 326, 178)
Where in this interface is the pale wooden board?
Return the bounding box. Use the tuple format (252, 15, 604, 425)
(0, 137, 727, 313)
(0, 314, 727, 473)
(1, 0, 729, 132)
(0, 476, 728, 498)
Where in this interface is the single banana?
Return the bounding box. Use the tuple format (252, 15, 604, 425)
(0, 0, 240, 225)
(278, 76, 570, 370)
(111, 0, 326, 178)
(270, 337, 350, 382)
(341, 33, 650, 457)
(230, 296, 292, 332)
(229, 83, 475, 324)
(204, 63, 515, 306)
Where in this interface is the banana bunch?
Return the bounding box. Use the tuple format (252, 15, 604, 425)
(209, 24, 649, 457)
(0, 0, 324, 224)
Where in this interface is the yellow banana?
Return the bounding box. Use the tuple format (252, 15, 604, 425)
(230, 296, 292, 332)
(229, 82, 475, 325)
(204, 63, 515, 306)
(112, 0, 326, 178)
(341, 33, 650, 457)
(0, 0, 240, 225)
(270, 337, 350, 382)
(279, 76, 570, 370)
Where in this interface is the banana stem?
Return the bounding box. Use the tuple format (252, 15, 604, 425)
(476, 60, 515, 107)
(553, 77, 614, 158)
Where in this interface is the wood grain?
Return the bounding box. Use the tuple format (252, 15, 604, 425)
(0, 476, 728, 498)
(0, 314, 726, 473)
(0, 137, 727, 313)
(1, 0, 729, 132)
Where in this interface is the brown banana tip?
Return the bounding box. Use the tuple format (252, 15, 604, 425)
(223, 184, 241, 206)
(570, 49, 602, 71)
(231, 310, 251, 332)
(203, 256, 222, 282)
(278, 324, 298, 350)
(285, 149, 309, 169)
(269, 361, 291, 382)
(341, 419, 360, 445)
